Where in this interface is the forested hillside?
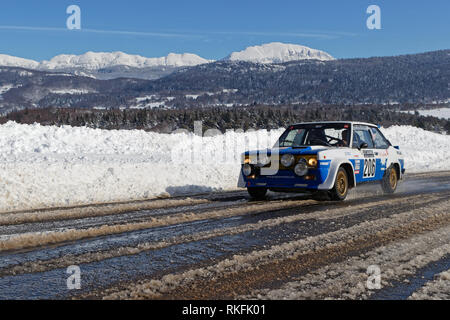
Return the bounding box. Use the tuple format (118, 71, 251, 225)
(2, 104, 449, 134)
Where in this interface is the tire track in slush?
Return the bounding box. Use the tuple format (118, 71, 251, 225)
(0, 186, 440, 252)
(0, 198, 320, 252)
(0, 192, 443, 276)
(0, 199, 249, 237)
(241, 227, 450, 300)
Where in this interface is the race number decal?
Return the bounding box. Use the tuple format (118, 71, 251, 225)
(363, 159, 376, 178)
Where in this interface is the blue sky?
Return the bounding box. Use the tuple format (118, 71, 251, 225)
(0, 0, 448, 61)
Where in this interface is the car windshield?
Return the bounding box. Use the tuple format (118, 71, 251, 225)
(277, 123, 351, 148)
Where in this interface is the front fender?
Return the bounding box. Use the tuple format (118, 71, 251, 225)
(387, 160, 404, 180)
(318, 159, 356, 190)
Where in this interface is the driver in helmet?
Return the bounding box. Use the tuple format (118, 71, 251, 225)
(341, 129, 350, 147)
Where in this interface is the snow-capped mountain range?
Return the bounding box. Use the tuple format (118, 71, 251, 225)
(0, 51, 213, 80)
(224, 42, 335, 64)
(0, 52, 211, 70)
(41, 52, 212, 70)
(0, 54, 40, 69)
(0, 43, 334, 79)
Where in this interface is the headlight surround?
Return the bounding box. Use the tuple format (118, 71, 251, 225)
(257, 154, 270, 166)
(243, 164, 253, 176)
(281, 154, 295, 167)
(294, 158, 308, 176)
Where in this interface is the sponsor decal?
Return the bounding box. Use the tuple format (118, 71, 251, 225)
(355, 159, 361, 171)
(363, 150, 375, 158)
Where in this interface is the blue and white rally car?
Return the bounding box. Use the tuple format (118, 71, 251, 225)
(238, 122, 405, 201)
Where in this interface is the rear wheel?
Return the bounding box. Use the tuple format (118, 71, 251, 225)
(381, 165, 398, 194)
(247, 187, 267, 200)
(330, 167, 349, 201)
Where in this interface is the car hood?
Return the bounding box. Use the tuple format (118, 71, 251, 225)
(244, 146, 329, 156)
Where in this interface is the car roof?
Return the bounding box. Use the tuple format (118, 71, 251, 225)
(290, 121, 378, 128)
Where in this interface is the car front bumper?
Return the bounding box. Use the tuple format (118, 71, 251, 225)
(240, 168, 328, 190)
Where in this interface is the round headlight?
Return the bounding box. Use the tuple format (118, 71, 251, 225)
(308, 158, 318, 167)
(243, 164, 253, 176)
(294, 158, 308, 176)
(281, 154, 295, 167)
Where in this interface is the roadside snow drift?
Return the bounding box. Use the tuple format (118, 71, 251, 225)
(0, 122, 448, 212)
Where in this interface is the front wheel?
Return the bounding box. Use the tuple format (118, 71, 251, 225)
(381, 165, 398, 194)
(329, 167, 349, 201)
(247, 187, 267, 200)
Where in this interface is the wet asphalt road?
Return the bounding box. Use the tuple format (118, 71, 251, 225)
(0, 171, 449, 300)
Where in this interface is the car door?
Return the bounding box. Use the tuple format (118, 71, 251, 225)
(352, 125, 378, 183)
(369, 126, 391, 180)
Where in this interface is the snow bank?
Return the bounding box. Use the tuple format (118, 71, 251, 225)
(0, 122, 280, 211)
(401, 107, 450, 120)
(382, 125, 450, 172)
(0, 122, 448, 212)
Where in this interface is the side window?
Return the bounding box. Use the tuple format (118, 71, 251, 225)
(293, 129, 306, 146)
(353, 126, 374, 148)
(370, 127, 390, 149)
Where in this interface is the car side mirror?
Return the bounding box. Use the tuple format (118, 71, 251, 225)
(358, 142, 368, 150)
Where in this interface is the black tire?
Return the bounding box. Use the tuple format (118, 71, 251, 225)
(247, 187, 268, 200)
(329, 167, 349, 201)
(381, 164, 398, 194)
